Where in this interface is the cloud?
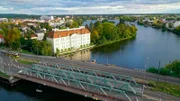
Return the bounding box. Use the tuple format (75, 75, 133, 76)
(0, 0, 179, 14)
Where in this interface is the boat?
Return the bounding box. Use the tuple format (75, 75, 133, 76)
(36, 89, 43, 93)
(36, 85, 43, 93)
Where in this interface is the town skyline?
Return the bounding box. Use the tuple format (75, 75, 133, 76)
(0, 0, 180, 15)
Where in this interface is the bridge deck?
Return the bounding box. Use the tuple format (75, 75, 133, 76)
(14, 74, 124, 101)
(15, 64, 142, 101)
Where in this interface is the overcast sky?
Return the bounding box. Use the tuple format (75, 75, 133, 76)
(0, 0, 180, 15)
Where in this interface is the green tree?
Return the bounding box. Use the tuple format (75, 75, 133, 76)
(40, 22, 52, 31)
(55, 48, 60, 57)
(94, 21, 103, 35)
(68, 20, 79, 28)
(168, 22, 174, 28)
(173, 26, 180, 35)
(102, 22, 116, 40)
(25, 29, 34, 40)
(165, 60, 180, 74)
(0, 30, 5, 36)
(32, 40, 52, 56)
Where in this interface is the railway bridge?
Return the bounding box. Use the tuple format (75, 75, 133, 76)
(14, 63, 143, 101)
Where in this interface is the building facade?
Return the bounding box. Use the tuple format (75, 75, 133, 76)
(40, 15, 54, 21)
(48, 26, 91, 53)
(174, 21, 180, 28)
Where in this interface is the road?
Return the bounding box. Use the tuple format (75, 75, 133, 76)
(19, 52, 180, 85)
(0, 51, 180, 101)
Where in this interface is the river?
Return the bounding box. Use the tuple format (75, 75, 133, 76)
(1, 20, 180, 101)
(0, 79, 93, 101)
(69, 20, 180, 69)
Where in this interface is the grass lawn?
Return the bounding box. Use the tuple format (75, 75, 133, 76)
(17, 58, 38, 65)
(21, 50, 35, 55)
(148, 81, 180, 97)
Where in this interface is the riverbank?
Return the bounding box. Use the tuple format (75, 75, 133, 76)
(94, 35, 136, 48)
(148, 81, 180, 97)
(57, 45, 95, 56)
(138, 23, 180, 36)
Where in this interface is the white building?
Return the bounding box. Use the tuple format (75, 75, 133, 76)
(40, 15, 54, 21)
(47, 26, 91, 53)
(35, 33, 44, 40)
(174, 21, 180, 28)
(0, 18, 8, 22)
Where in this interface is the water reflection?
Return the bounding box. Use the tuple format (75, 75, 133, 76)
(92, 38, 136, 54)
(70, 21, 180, 69)
(0, 79, 93, 101)
(66, 50, 91, 61)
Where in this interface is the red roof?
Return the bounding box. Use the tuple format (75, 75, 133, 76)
(31, 33, 37, 38)
(0, 34, 4, 38)
(48, 28, 90, 39)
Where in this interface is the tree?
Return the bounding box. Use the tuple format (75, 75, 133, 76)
(168, 22, 174, 28)
(90, 19, 137, 45)
(40, 22, 52, 31)
(102, 22, 116, 40)
(119, 17, 125, 24)
(25, 29, 34, 40)
(32, 40, 52, 56)
(165, 60, 180, 74)
(90, 22, 94, 31)
(0, 30, 5, 36)
(4, 28, 21, 50)
(173, 26, 180, 35)
(69, 20, 79, 28)
(94, 21, 103, 35)
(43, 32, 48, 41)
(91, 30, 100, 44)
(55, 48, 60, 57)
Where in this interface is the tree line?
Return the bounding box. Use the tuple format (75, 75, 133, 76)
(89, 20, 137, 45)
(0, 22, 52, 56)
(147, 60, 180, 78)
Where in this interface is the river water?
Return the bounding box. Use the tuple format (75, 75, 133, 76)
(1, 20, 180, 101)
(70, 20, 180, 69)
(0, 79, 93, 101)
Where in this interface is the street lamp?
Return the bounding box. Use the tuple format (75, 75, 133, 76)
(144, 57, 149, 82)
(142, 57, 149, 101)
(106, 55, 108, 65)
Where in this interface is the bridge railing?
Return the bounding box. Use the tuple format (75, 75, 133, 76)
(20, 67, 133, 101)
(39, 63, 138, 86)
(31, 64, 138, 94)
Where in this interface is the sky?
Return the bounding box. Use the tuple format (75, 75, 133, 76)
(0, 0, 180, 15)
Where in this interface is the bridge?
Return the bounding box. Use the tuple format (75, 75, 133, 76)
(14, 63, 143, 101)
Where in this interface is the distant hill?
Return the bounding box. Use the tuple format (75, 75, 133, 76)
(0, 14, 40, 19)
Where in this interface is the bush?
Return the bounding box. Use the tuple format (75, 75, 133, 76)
(146, 67, 158, 73)
(147, 60, 180, 78)
(149, 81, 180, 97)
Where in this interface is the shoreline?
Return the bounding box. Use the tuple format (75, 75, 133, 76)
(138, 23, 180, 36)
(94, 35, 136, 49)
(0, 35, 136, 57)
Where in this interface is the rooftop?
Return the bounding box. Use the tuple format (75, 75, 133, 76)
(48, 26, 90, 39)
(0, 34, 4, 38)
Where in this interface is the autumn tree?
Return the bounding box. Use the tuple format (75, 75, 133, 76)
(91, 30, 99, 44)
(4, 28, 21, 50)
